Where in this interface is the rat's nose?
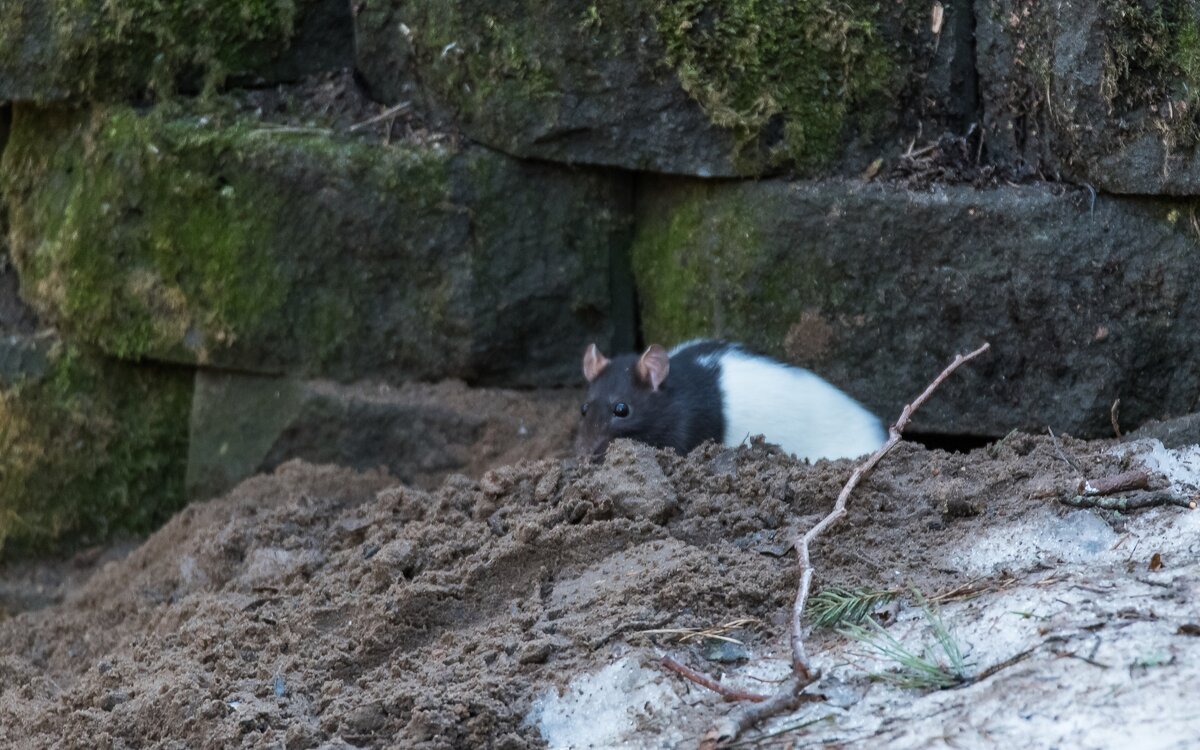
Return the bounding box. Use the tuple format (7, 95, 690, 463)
(573, 433, 609, 460)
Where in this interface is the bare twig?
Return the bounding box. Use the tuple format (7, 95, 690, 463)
(1111, 398, 1122, 438)
(247, 125, 331, 136)
(955, 644, 1038, 686)
(1063, 492, 1196, 512)
(662, 657, 770, 703)
(710, 343, 991, 745)
(1077, 469, 1150, 496)
(347, 101, 412, 132)
(1047, 427, 1083, 475)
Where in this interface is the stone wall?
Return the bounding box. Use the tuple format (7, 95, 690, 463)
(2, 0, 1199, 552)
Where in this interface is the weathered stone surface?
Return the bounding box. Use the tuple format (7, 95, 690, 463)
(0, 332, 52, 386)
(0, 0, 352, 103)
(1126, 412, 1200, 449)
(2, 105, 634, 386)
(1, 190, 45, 384)
(186, 372, 579, 499)
(0, 337, 192, 555)
(978, 0, 1200, 193)
(356, 0, 974, 177)
(632, 177, 1200, 438)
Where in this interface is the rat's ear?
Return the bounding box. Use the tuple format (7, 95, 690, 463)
(636, 345, 670, 391)
(582, 343, 610, 382)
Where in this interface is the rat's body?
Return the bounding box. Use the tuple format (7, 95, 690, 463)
(576, 339, 886, 461)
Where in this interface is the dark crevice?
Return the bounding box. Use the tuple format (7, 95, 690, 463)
(957, 0, 981, 129)
(618, 174, 643, 354)
(905, 431, 999, 454)
(0, 103, 10, 158)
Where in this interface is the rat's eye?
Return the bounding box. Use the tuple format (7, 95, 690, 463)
(612, 402, 630, 418)
(581, 402, 589, 416)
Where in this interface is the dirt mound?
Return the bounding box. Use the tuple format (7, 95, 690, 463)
(1, 433, 1194, 748)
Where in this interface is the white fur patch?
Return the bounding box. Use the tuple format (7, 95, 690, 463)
(716, 348, 885, 461)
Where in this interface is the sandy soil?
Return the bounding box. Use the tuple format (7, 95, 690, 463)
(0, 433, 1196, 749)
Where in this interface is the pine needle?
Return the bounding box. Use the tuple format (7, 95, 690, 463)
(637, 617, 761, 644)
(807, 587, 898, 628)
(840, 593, 971, 690)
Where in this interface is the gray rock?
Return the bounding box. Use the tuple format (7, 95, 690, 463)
(0, 332, 52, 387)
(0, 238, 44, 386)
(0, 0, 352, 103)
(1126, 412, 1200, 449)
(977, 0, 1200, 193)
(186, 372, 579, 499)
(0, 335, 192, 555)
(632, 177, 1200, 438)
(355, 0, 974, 177)
(4, 105, 634, 387)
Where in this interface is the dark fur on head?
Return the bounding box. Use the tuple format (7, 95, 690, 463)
(575, 342, 724, 457)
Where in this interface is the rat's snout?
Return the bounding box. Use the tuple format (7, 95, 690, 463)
(573, 429, 609, 461)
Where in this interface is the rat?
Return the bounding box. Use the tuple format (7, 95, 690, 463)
(575, 339, 886, 460)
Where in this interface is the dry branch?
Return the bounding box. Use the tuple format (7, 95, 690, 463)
(1063, 492, 1196, 512)
(662, 657, 770, 703)
(710, 342, 991, 746)
(347, 101, 412, 132)
(1077, 469, 1150, 496)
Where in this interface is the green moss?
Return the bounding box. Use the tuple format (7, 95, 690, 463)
(631, 180, 844, 353)
(652, 0, 898, 171)
(391, 0, 917, 172)
(402, 2, 561, 133)
(2, 104, 457, 374)
(4, 107, 287, 361)
(0, 343, 192, 556)
(1, 0, 297, 101)
(1102, 0, 1200, 148)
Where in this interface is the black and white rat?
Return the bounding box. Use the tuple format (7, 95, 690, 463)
(575, 339, 886, 460)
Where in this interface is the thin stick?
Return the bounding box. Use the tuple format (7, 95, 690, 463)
(711, 343, 991, 745)
(1111, 398, 1122, 438)
(347, 101, 412, 132)
(1077, 469, 1149, 496)
(1063, 492, 1196, 511)
(1047, 427, 1083, 475)
(662, 657, 770, 703)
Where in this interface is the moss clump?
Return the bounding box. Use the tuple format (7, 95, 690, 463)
(0, 343, 192, 556)
(1, 103, 469, 377)
(386, 0, 919, 173)
(3, 106, 288, 362)
(652, 0, 897, 171)
(0, 0, 297, 102)
(1102, 0, 1200, 148)
(397, 2, 562, 141)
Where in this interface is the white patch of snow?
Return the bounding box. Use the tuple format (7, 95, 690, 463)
(951, 507, 1118, 576)
(1119, 439, 1200, 495)
(525, 656, 686, 749)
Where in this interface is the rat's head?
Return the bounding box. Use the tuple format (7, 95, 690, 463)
(574, 342, 670, 458)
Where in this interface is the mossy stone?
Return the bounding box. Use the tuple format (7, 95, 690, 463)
(978, 0, 1200, 192)
(632, 176, 1200, 437)
(357, 0, 966, 177)
(0, 0, 351, 103)
(2, 105, 633, 386)
(0, 337, 192, 556)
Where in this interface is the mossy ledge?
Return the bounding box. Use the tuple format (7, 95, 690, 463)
(0, 0, 300, 102)
(373, 0, 932, 175)
(1, 104, 628, 386)
(0, 340, 192, 556)
(650, 0, 900, 172)
(1, 104, 456, 376)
